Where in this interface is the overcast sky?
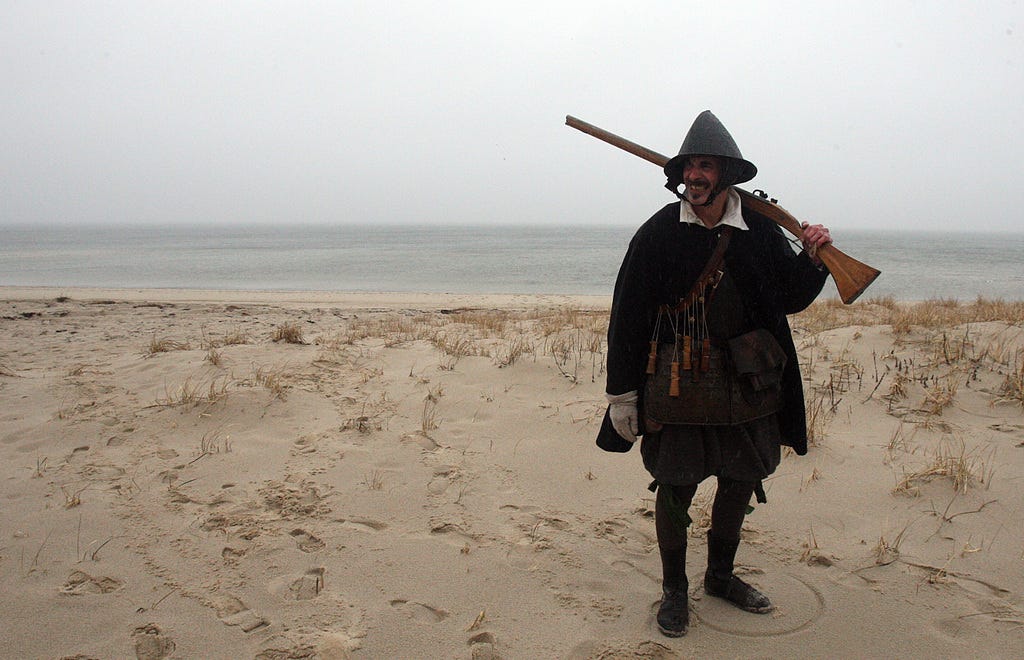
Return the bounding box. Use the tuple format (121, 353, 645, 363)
(2, 1, 1021, 231)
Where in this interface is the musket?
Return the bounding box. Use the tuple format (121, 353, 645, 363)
(565, 115, 881, 304)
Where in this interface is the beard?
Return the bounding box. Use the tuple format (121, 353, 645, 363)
(684, 180, 712, 202)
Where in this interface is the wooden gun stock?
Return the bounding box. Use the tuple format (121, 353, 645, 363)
(565, 115, 881, 304)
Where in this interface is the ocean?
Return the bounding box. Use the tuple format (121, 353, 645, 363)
(1, 224, 1022, 301)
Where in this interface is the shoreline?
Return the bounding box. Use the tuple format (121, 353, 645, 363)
(0, 285, 612, 311)
(6, 286, 1024, 310)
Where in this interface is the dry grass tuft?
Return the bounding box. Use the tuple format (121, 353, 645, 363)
(161, 376, 201, 407)
(363, 470, 385, 491)
(886, 372, 909, 403)
(198, 428, 232, 456)
(62, 484, 87, 508)
(343, 413, 387, 434)
(932, 329, 973, 365)
(341, 395, 391, 434)
(892, 437, 994, 496)
(448, 309, 512, 334)
(871, 532, 903, 566)
(421, 399, 440, 433)
(248, 364, 287, 399)
(272, 322, 306, 344)
(920, 374, 960, 416)
(302, 307, 609, 380)
(867, 294, 897, 310)
(432, 332, 477, 370)
(545, 326, 605, 383)
(495, 335, 534, 368)
(799, 527, 834, 566)
(805, 388, 834, 447)
(145, 336, 191, 356)
(221, 327, 251, 345)
(884, 423, 915, 464)
(204, 345, 223, 366)
(996, 349, 1024, 406)
(421, 386, 444, 433)
(155, 375, 231, 408)
(329, 314, 438, 347)
(539, 311, 607, 374)
(800, 465, 823, 492)
(327, 319, 385, 345)
(793, 297, 1024, 335)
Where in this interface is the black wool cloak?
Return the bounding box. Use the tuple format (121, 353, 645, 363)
(605, 201, 828, 455)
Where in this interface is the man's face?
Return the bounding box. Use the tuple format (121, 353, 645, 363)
(682, 155, 722, 206)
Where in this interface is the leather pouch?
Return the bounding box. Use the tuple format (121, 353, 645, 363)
(728, 328, 787, 407)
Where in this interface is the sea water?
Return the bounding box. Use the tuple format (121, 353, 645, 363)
(1, 224, 1022, 301)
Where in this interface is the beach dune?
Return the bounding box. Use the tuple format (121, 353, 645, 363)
(1, 287, 1022, 658)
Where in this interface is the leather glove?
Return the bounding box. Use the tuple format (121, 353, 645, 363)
(606, 391, 639, 442)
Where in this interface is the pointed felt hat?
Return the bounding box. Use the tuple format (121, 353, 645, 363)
(663, 110, 757, 186)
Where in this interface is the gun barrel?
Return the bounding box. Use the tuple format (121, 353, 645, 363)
(564, 115, 881, 303)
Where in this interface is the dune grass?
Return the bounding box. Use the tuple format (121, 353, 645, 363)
(892, 436, 994, 496)
(145, 336, 191, 356)
(155, 375, 231, 408)
(792, 296, 1024, 334)
(272, 322, 305, 344)
(247, 364, 288, 399)
(997, 349, 1024, 406)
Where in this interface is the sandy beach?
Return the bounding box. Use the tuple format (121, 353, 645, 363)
(1, 286, 1022, 659)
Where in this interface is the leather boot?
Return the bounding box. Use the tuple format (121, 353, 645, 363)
(703, 533, 773, 613)
(656, 546, 689, 636)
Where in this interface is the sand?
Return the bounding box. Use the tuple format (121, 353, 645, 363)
(1, 286, 1022, 659)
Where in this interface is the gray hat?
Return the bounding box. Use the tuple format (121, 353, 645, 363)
(663, 110, 757, 188)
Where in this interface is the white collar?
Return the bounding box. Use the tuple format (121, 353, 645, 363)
(679, 188, 748, 230)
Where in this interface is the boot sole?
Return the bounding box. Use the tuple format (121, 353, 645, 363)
(705, 589, 775, 614)
(657, 623, 688, 637)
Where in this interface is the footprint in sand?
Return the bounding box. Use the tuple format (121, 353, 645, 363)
(291, 435, 318, 455)
(427, 466, 460, 494)
(566, 640, 672, 659)
(291, 568, 325, 600)
(290, 528, 325, 552)
(335, 517, 387, 533)
(60, 570, 124, 595)
(389, 599, 448, 623)
(65, 445, 90, 463)
(402, 431, 440, 450)
(131, 624, 176, 660)
(609, 558, 659, 584)
(79, 463, 127, 481)
(594, 518, 655, 555)
(213, 594, 269, 633)
(500, 504, 539, 514)
(468, 631, 498, 660)
(269, 568, 325, 601)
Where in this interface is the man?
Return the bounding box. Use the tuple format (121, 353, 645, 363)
(604, 110, 832, 637)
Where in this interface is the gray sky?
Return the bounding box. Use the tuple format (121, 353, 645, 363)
(2, 1, 1021, 231)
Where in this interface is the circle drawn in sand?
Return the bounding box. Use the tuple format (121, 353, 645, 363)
(690, 572, 824, 637)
